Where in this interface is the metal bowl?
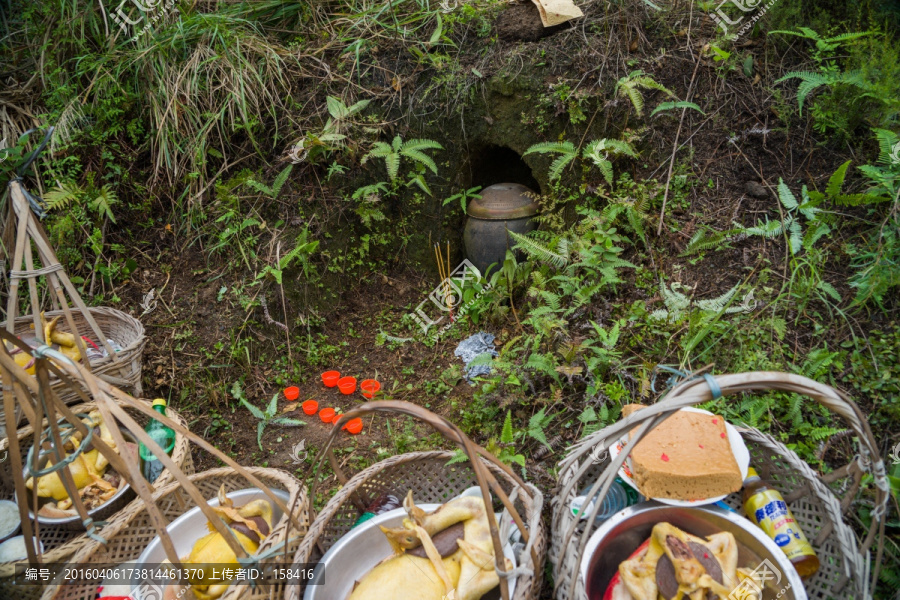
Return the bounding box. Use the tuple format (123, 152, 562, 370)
(579, 502, 807, 600)
(26, 429, 140, 530)
(304, 504, 518, 600)
(0, 500, 21, 542)
(136, 488, 291, 565)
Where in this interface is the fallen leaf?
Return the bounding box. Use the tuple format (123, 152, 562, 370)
(391, 76, 401, 92)
(282, 402, 299, 413)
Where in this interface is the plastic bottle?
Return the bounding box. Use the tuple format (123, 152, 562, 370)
(742, 467, 819, 579)
(570, 478, 631, 524)
(138, 399, 176, 483)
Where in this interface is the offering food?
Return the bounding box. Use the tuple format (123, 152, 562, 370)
(24, 410, 134, 516)
(613, 522, 762, 600)
(622, 405, 743, 501)
(161, 486, 274, 600)
(6, 313, 86, 375)
(347, 491, 510, 600)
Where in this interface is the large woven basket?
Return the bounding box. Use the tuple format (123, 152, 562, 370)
(0, 307, 146, 433)
(550, 371, 889, 600)
(43, 467, 310, 600)
(286, 400, 546, 600)
(0, 399, 193, 599)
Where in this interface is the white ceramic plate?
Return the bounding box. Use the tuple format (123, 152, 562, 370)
(609, 407, 750, 507)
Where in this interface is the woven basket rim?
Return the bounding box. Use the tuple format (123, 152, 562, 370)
(2, 305, 146, 356)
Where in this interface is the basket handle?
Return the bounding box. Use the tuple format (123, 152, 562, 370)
(557, 372, 889, 599)
(305, 400, 539, 600)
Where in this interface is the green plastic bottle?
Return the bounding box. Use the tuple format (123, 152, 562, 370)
(138, 399, 176, 483)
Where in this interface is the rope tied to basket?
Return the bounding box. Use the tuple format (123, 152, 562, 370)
(496, 483, 544, 580)
(9, 264, 64, 280)
(651, 364, 723, 399)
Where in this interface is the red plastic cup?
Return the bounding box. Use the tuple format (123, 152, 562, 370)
(322, 371, 340, 387)
(345, 418, 363, 435)
(332, 413, 343, 426)
(302, 400, 318, 415)
(360, 379, 381, 399)
(284, 386, 300, 401)
(338, 376, 357, 395)
(319, 408, 335, 423)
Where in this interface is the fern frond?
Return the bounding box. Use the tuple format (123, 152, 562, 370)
(777, 179, 799, 210)
(384, 153, 401, 180)
(650, 101, 705, 117)
(741, 217, 786, 238)
(788, 220, 802, 255)
(825, 160, 851, 197)
(91, 185, 118, 223)
(872, 128, 899, 165)
(802, 220, 830, 251)
(548, 154, 577, 180)
(402, 148, 438, 174)
(271, 164, 293, 197)
(626, 208, 647, 247)
(524, 141, 576, 156)
(681, 228, 732, 256)
(776, 71, 831, 114)
(695, 284, 739, 312)
(43, 183, 82, 211)
(509, 230, 569, 267)
(625, 87, 644, 115)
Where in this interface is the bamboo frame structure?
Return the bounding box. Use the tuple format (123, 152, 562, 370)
(0, 330, 306, 580)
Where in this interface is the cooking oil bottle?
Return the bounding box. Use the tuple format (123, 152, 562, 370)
(743, 467, 820, 579)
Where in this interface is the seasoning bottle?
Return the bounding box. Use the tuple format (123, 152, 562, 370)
(743, 467, 819, 579)
(138, 399, 176, 483)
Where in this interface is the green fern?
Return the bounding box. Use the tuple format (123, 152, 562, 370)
(246, 164, 293, 199)
(43, 183, 81, 211)
(523, 141, 577, 181)
(650, 101, 705, 117)
(583, 139, 638, 186)
(90, 185, 118, 224)
(681, 228, 736, 256)
(651, 280, 755, 321)
(44, 181, 118, 223)
(362, 135, 443, 182)
(776, 70, 869, 115)
(509, 230, 570, 267)
(615, 70, 675, 116)
(873, 128, 899, 164)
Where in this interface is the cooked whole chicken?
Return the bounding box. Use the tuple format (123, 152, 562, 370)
(348, 491, 510, 600)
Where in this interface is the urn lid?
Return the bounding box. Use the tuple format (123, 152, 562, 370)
(466, 183, 539, 220)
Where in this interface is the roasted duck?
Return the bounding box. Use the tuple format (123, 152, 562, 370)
(348, 491, 510, 600)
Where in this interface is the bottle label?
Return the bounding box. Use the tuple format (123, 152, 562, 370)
(745, 489, 816, 561)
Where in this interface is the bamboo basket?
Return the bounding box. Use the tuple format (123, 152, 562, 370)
(0, 327, 304, 600)
(550, 371, 889, 600)
(0, 399, 193, 600)
(1, 306, 147, 400)
(43, 467, 310, 600)
(286, 401, 546, 600)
